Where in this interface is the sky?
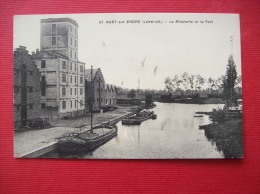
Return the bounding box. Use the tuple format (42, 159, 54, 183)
(14, 13, 241, 90)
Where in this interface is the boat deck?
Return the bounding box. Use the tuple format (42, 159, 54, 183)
(78, 128, 114, 139)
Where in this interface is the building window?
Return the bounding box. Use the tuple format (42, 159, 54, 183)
(80, 99, 83, 107)
(14, 86, 20, 93)
(52, 24, 56, 34)
(70, 100, 72, 108)
(70, 63, 72, 70)
(28, 86, 33, 93)
(75, 40, 77, 47)
(70, 50, 72, 58)
(75, 76, 77, 84)
(75, 100, 76, 108)
(70, 88, 72, 95)
(28, 71, 33, 76)
(41, 76, 46, 96)
(62, 87, 66, 96)
(15, 105, 20, 112)
(41, 60, 46, 68)
(97, 98, 99, 102)
(80, 88, 83, 95)
(52, 37, 56, 45)
(80, 76, 83, 84)
(41, 103, 46, 109)
(70, 75, 72, 83)
(75, 52, 77, 60)
(28, 104, 33, 110)
(74, 63, 76, 71)
(62, 101, 66, 109)
(75, 88, 77, 95)
(80, 65, 83, 72)
(62, 61, 66, 69)
(14, 69, 19, 74)
(62, 74, 66, 82)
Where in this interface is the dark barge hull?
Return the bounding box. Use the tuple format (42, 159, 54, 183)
(57, 127, 117, 154)
(122, 119, 142, 125)
(121, 112, 154, 125)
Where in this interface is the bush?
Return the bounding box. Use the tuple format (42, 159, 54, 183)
(210, 108, 226, 123)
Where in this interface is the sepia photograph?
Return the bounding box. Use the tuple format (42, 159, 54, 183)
(13, 13, 243, 159)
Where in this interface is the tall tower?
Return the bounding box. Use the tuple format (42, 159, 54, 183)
(35, 18, 85, 118)
(40, 18, 78, 63)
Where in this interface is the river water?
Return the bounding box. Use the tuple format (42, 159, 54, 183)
(47, 102, 225, 159)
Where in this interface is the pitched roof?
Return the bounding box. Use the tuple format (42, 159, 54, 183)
(105, 84, 117, 92)
(85, 69, 98, 81)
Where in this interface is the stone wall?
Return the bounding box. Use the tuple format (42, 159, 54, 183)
(14, 46, 42, 129)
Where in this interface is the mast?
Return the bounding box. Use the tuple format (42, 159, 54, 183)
(99, 76, 101, 109)
(138, 78, 140, 112)
(90, 65, 93, 133)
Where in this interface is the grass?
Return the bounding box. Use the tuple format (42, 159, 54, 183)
(203, 118, 243, 158)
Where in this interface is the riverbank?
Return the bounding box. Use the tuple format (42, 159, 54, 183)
(14, 105, 137, 157)
(160, 97, 225, 104)
(200, 118, 243, 158)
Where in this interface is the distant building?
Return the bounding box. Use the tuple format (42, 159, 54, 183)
(14, 46, 42, 129)
(85, 68, 105, 111)
(32, 18, 85, 118)
(105, 84, 117, 106)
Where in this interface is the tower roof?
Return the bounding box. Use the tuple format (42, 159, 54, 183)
(41, 18, 78, 27)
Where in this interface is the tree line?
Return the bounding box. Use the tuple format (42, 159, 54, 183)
(117, 55, 242, 105)
(165, 55, 241, 95)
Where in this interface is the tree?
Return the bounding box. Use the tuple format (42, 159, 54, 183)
(222, 55, 238, 104)
(236, 75, 242, 87)
(195, 74, 205, 91)
(145, 93, 153, 105)
(164, 77, 174, 94)
(172, 75, 183, 95)
(127, 89, 137, 99)
(188, 74, 195, 92)
(235, 75, 242, 95)
(181, 72, 189, 91)
(207, 77, 215, 94)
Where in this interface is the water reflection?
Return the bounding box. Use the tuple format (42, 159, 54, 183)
(44, 102, 225, 159)
(81, 102, 224, 159)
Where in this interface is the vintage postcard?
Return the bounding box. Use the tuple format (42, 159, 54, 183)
(13, 13, 242, 159)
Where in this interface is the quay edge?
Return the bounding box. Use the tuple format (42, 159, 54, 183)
(18, 112, 135, 158)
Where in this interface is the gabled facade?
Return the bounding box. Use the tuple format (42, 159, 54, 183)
(85, 68, 105, 111)
(105, 84, 117, 106)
